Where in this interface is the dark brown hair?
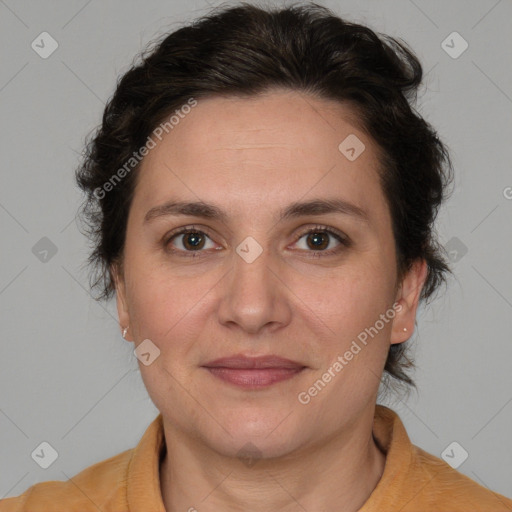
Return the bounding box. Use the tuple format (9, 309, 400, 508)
(76, 1, 453, 390)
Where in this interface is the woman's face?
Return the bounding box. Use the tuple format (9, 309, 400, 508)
(115, 89, 425, 458)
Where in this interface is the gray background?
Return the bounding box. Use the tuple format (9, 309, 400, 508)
(1, 0, 511, 501)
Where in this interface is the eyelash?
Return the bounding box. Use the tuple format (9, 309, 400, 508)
(163, 224, 351, 259)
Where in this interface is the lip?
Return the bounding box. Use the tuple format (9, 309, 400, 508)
(202, 355, 306, 389)
(202, 354, 305, 369)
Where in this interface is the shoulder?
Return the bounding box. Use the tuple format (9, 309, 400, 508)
(370, 405, 512, 511)
(0, 448, 133, 512)
(407, 444, 512, 511)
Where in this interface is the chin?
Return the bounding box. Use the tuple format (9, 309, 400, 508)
(201, 413, 306, 461)
(210, 433, 301, 462)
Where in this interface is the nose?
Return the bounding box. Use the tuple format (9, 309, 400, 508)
(216, 242, 292, 335)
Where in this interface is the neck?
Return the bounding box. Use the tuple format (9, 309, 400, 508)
(160, 406, 385, 512)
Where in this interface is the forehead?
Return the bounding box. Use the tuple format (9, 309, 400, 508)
(132, 90, 387, 226)
(160, 90, 368, 161)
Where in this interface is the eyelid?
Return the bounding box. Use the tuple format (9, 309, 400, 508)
(294, 224, 349, 244)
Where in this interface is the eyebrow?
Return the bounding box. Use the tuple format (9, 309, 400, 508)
(144, 198, 370, 225)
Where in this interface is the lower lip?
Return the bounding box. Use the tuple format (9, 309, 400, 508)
(204, 367, 305, 388)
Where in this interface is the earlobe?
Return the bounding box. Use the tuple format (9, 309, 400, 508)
(390, 259, 428, 345)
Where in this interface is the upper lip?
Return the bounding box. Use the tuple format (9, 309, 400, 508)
(202, 354, 305, 369)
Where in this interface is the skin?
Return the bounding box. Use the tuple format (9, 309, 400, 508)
(113, 89, 427, 512)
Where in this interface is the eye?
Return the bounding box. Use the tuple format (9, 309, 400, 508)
(164, 226, 218, 257)
(292, 225, 350, 256)
(163, 224, 350, 258)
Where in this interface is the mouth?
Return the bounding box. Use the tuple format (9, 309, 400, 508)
(201, 354, 307, 389)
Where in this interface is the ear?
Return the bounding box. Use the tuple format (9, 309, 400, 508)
(111, 262, 131, 341)
(390, 258, 428, 345)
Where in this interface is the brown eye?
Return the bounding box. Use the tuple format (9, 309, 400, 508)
(293, 226, 350, 256)
(181, 231, 206, 250)
(165, 228, 217, 255)
(305, 231, 330, 250)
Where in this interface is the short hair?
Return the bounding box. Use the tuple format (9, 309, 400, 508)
(75, 2, 454, 391)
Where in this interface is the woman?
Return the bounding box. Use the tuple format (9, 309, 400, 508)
(2, 2, 511, 511)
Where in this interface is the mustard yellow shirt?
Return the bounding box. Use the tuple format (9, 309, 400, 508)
(1, 405, 511, 511)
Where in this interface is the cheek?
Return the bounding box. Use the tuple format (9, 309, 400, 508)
(294, 260, 395, 338)
(123, 253, 221, 349)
